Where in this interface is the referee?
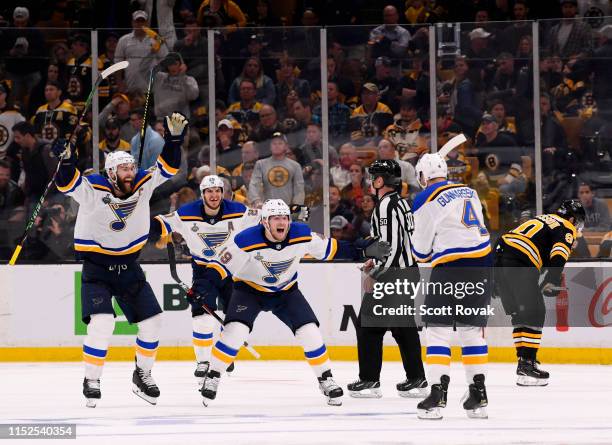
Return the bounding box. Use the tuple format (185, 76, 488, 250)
(347, 159, 427, 398)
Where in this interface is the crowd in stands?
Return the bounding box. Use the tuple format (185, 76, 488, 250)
(0, 0, 611, 261)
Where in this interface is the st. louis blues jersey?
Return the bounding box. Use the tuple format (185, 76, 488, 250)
(56, 152, 179, 264)
(411, 181, 491, 267)
(154, 199, 261, 279)
(211, 222, 337, 293)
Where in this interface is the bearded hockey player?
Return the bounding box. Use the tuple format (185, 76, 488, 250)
(53, 112, 188, 407)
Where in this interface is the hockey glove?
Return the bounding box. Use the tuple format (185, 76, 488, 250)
(356, 237, 392, 260)
(163, 112, 189, 148)
(290, 205, 310, 222)
(185, 287, 209, 309)
(51, 138, 77, 165)
(541, 282, 563, 298)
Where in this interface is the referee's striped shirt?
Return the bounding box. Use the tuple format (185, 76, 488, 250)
(371, 191, 415, 275)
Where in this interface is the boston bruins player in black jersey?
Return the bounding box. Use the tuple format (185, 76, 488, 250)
(494, 200, 585, 386)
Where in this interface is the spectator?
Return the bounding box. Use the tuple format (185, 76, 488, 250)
(98, 118, 130, 169)
(30, 80, 78, 143)
(99, 93, 135, 142)
(251, 0, 282, 27)
(476, 102, 517, 144)
(465, 27, 496, 75)
(228, 57, 276, 105)
(296, 123, 332, 167)
(24, 200, 73, 261)
(11, 121, 55, 203)
(197, 0, 246, 30)
(287, 8, 321, 61)
(368, 5, 411, 62)
(0, 83, 25, 160)
(404, 0, 430, 24)
(238, 35, 274, 78)
(550, 56, 588, 116)
(231, 141, 259, 177)
(330, 215, 356, 242)
(153, 119, 165, 138)
(501, 0, 532, 55)
(314, 81, 351, 145)
(275, 57, 311, 109)
(331, 142, 358, 189)
(66, 33, 94, 114)
(175, 18, 225, 103)
(153, 52, 199, 119)
(352, 193, 375, 237)
(3, 7, 45, 108)
(216, 119, 243, 172)
(589, 25, 612, 111)
(349, 83, 393, 146)
(515, 35, 533, 72)
(0, 159, 25, 223)
(475, 113, 517, 148)
(341, 163, 367, 203)
(329, 185, 355, 221)
(114, 10, 169, 94)
(377, 138, 419, 191)
(28, 63, 64, 118)
(597, 232, 612, 257)
(250, 104, 285, 157)
(489, 53, 519, 106)
(578, 182, 611, 231)
(368, 56, 401, 112)
(548, 0, 593, 58)
(129, 108, 164, 169)
(226, 79, 264, 130)
(498, 163, 528, 199)
(51, 42, 71, 84)
(247, 132, 305, 206)
(310, 56, 355, 105)
(383, 98, 428, 164)
(447, 56, 484, 138)
(286, 98, 317, 148)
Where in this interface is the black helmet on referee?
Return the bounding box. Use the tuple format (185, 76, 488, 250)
(368, 159, 402, 189)
(556, 199, 586, 230)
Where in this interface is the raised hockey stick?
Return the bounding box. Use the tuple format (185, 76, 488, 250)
(8, 61, 129, 266)
(438, 133, 467, 158)
(166, 242, 261, 359)
(137, 63, 161, 167)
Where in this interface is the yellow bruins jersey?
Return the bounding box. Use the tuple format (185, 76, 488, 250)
(349, 102, 393, 142)
(67, 56, 104, 112)
(500, 214, 577, 271)
(31, 100, 78, 142)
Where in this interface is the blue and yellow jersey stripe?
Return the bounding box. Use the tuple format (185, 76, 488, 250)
(74, 234, 148, 256)
(323, 238, 338, 261)
(157, 155, 179, 178)
(425, 183, 466, 203)
(154, 216, 172, 237)
(57, 169, 82, 193)
(132, 172, 152, 193)
(222, 212, 244, 220)
(430, 240, 491, 267)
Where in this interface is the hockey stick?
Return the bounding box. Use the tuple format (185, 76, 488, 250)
(166, 242, 261, 359)
(137, 63, 161, 167)
(8, 61, 129, 266)
(438, 133, 467, 158)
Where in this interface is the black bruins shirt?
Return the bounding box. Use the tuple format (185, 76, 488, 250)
(31, 100, 78, 143)
(499, 214, 577, 284)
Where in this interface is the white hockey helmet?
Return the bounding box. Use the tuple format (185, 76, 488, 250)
(415, 153, 448, 188)
(199, 174, 224, 194)
(105, 151, 136, 183)
(261, 199, 290, 220)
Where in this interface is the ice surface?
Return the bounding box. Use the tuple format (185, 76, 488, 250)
(0, 361, 610, 444)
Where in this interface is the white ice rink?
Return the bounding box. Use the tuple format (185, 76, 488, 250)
(0, 361, 610, 445)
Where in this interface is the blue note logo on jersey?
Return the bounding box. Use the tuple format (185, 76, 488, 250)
(198, 232, 230, 257)
(108, 199, 139, 231)
(261, 258, 294, 284)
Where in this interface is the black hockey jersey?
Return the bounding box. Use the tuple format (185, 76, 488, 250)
(499, 213, 577, 283)
(31, 100, 78, 142)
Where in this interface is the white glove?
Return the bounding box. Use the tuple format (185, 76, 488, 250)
(164, 112, 189, 137)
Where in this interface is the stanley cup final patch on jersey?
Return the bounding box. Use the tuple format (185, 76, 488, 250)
(108, 199, 139, 231)
(261, 258, 295, 284)
(198, 232, 230, 257)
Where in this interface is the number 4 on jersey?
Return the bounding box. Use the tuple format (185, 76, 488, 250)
(462, 200, 488, 236)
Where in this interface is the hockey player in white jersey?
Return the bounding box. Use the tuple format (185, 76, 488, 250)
(52, 112, 188, 407)
(151, 174, 261, 385)
(411, 151, 492, 419)
(196, 199, 367, 406)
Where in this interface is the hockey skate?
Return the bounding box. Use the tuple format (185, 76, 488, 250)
(318, 370, 343, 406)
(226, 362, 235, 375)
(194, 361, 210, 389)
(201, 370, 221, 406)
(461, 374, 488, 419)
(397, 376, 428, 398)
(417, 375, 449, 420)
(347, 379, 382, 398)
(83, 378, 100, 408)
(132, 365, 160, 405)
(516, 358, 549, 386)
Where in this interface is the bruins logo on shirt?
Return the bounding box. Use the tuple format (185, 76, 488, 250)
(261, 258, 294, 284)
(42, 123, 60, 142)
(0, 124, 8, 146)
(198, 232, 230, 257)
(108, 199, 139, 231)
(484, 153, 500, 172)
(267, 166, 290, 187)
